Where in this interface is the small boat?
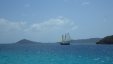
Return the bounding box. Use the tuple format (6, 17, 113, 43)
(60, 33, 71, 45)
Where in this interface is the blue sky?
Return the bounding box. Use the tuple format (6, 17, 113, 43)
(0, 0, 113, 43)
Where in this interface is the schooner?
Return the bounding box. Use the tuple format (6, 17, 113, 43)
(60, 33, 71, 45)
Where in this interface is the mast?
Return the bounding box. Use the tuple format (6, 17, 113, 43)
(62, 35, 64, 43)
(67, 33, 71, 41)
(65, 34, 67, 42)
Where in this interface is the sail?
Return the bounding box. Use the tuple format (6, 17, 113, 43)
(67, 33, 71, 41)
(61, 33, 71, 45)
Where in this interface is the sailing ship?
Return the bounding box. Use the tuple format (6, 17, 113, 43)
(60, 33, 71, 45)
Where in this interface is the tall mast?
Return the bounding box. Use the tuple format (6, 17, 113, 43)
(67, 33, 71, 41)
(62, 35, 64, 43)
(65, 34, 67, 42)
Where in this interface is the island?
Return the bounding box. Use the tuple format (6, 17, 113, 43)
(96, 35, 113, 44)
(15, 39, 40, 44)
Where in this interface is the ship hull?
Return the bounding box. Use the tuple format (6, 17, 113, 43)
(60, 42, 70, 45)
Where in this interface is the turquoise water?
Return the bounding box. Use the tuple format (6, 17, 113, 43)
(0, 44, 113, 64)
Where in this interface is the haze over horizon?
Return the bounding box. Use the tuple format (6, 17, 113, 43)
(0, 0, 113, 43)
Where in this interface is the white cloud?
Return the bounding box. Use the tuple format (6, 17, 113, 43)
(27, 17, 77, 33)
(0, 18, 26, 32)
(0, 17, 77, 33)
(0, 18, 27, 43)
(0, 17, 78, 43)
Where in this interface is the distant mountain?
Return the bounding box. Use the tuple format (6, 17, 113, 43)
(15, 39, 40, 44)
(71, 38, 101, 43)
(96, 35, 113, 44)
(57, 38, 101, 45)
(70, 38, 101, 44)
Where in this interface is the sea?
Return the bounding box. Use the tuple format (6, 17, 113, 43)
(0, 43, 113, 64)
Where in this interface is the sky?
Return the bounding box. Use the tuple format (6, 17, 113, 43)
(0, 0, 113, 43)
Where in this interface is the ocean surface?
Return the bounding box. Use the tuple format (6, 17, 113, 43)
(0, 43, 113, 64)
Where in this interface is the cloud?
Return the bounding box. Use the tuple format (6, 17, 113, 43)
(0, 18, 26, 32)
(0, 18, 27, 43)
(0, 17, 77, 33)
(27, 17, 77, 33)
(0, 17, 78, 43)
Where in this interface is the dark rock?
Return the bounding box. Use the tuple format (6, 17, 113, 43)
(96, 35, 113, 44)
